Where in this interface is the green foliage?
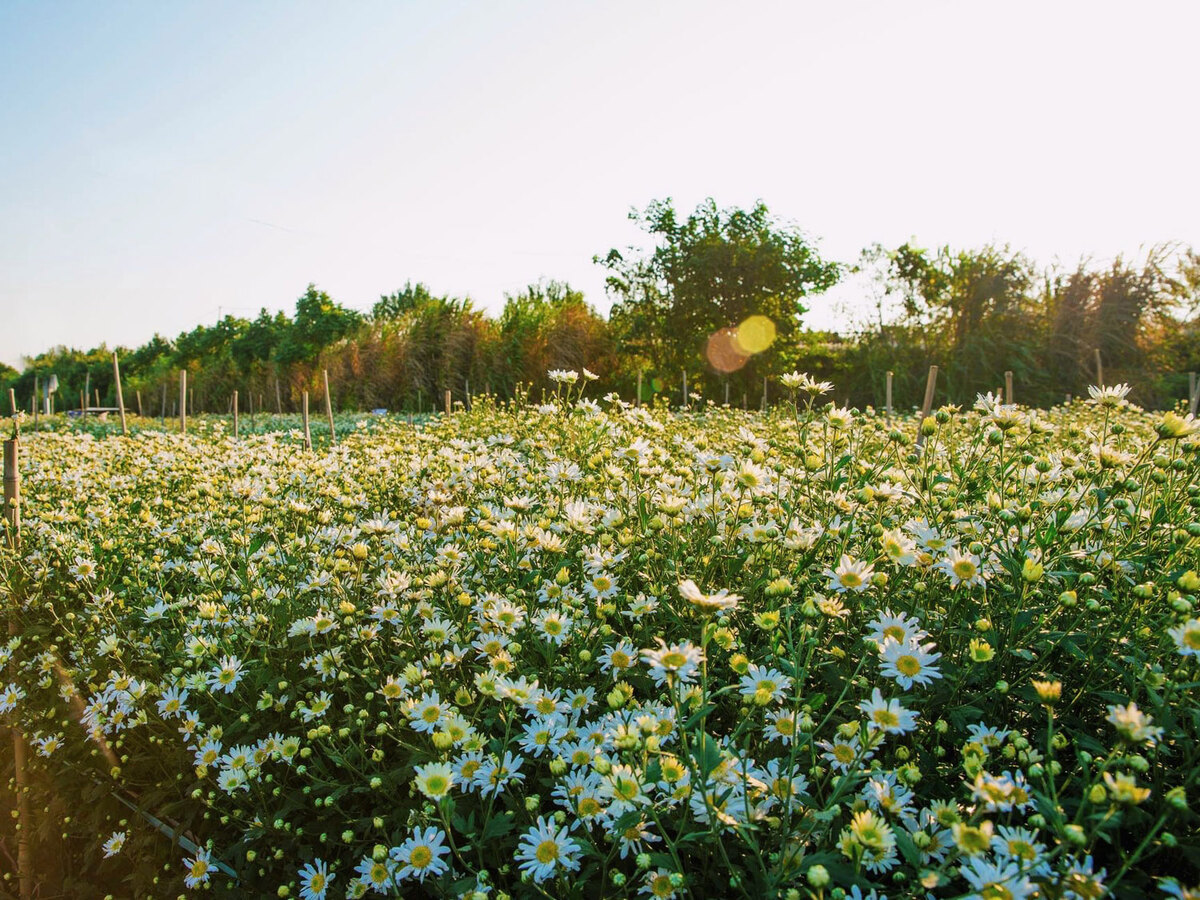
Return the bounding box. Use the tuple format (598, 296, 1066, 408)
(600, 198, 840, 392)
(276, 284, 363, 367)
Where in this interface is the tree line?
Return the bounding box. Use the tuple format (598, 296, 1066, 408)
(4, 198, 1199, 415)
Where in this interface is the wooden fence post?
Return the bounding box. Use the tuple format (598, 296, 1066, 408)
(1094, 348, 1104, 387)
(915, 365, 939, 450)
(275, 376, 283, 414)
(8, 388, 16, 416)
(682, 371, 688, 409)
(1004, 370, 1014, 406)
(232, 391, 239, 439)
(444, 389, 452, 415)
(302, 391, 312, 451)
(112, 353, 127, 436)
(1189, 372, 1198, 418)
(636, 370, 642, 407)
(179, 370, 187, 434)
(136, 390, 143, 417)
(5, 436, 34, 900)
(885, 370, 893, 419)
(762, 376, 768, 413)
(323, 370, 336, 446)
(725, 381, 730, 406)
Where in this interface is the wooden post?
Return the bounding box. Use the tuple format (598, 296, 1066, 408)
(885, 370, 893, 419)
(94, 388, 100, 409)
(1004, 370, 1014, 406)
(83, 371, 89, 417)
(636, 370, 642, 407)
(189, 388, 194, 418)
(915, 365, 939, 449)
(1189, 372, 1198, 418)
(3, 439, 18, 548)
(32, 377, 39, 427)
(724, 380, 730, 406)
(179, 370, 187, 434)
(5, 437, 33, 900)
(135, 390, 143, 417)
(7, 388, 15, 416)
(444, 389, 452, 415)
(762, 376, 768, 413)
(1094, 348, 1104, 387)
(465, 379, 471, 412)
(275, 376, 283, 414)
(323, 370, 336, 446)
(302, 391, 312, 450)
(160, 381, 167, 427)
(232, 391, 239, 439)
(79, 388, 85, 420)
(112, 353, 127, 435)
(682, 370, 688, 409)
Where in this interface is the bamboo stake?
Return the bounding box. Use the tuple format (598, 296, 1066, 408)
(885, 370, 893, 419)
(1189, 372, 1198, 418)
(275, 376, 283, 414)
(915, 365, 939, 449)
(724, 381, 730, 406)
(136, 390, 143, 417)
(83, 371, 90, 417)
(636, 370, 642, 407)
(232, 391, 239, 439)
(5, 437, 33, 900)
(323, 370, 335, 445)
(112, 353, 127, 435)
(7, 388, 15, 416)
(94, 388, 100, 409)
(1094, 348, 1104, 387)
(3, 439, 18, 550)
(762, 376, 768, 413)
(179, 370, 187, 434)
(444, 390, 452, 415)
(302, 391, 312, 451)
(160, 381, 167, 427)
(682, 370, 688, 409)
(1004, 370, 1014, 406)
(32, 377, 39, 427)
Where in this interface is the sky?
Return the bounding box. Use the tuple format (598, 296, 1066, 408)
(2, 0, 1198, 369)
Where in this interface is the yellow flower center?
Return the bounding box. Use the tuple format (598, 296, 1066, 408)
(409, 845, 432, 868)
(873, 709, 900, 728)
(896, 655, 921, 676)
(535, 840, 560, 864)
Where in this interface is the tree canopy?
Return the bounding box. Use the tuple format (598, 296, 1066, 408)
(598, 198, 840, 386)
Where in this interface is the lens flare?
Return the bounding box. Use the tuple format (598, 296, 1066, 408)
(706, 328, 750, 373)
(735, 315, 776, 354)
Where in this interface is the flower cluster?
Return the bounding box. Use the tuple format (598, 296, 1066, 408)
(1, 383, 1197, 898)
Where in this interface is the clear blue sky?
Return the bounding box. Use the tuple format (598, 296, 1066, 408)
(2, 0, 1198, 368)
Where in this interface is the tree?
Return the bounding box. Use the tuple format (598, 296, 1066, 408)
(598, 198, 839, 391)
(276, 285, 363, 366)
(498, 281, 612, 391)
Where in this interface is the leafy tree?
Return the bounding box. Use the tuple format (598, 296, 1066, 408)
(276, 285, 363, 366)
(372, 281, 441, 323)
(231, 309, 291, 372)
(598, 198, 839, 393)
